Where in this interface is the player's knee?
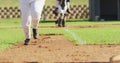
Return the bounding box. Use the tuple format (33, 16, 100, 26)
(32, 15, 41, 22)
(32, 11, 41, 20)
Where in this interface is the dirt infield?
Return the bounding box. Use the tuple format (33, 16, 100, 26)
(0, 35, 120, 63)
(0, 24, 120, 63)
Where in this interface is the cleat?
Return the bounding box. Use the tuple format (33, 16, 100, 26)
(24, 39, 30, 45)
(33, 29, 38, 39)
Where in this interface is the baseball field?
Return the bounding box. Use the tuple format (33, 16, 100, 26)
(1, 18, 120, 62)
(0, 0, 120, 63)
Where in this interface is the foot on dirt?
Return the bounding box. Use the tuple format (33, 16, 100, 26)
(24, 39, 30, 45)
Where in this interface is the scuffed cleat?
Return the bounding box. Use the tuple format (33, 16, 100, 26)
(24, 39, 30, 45)
(33, 29, 38, 39)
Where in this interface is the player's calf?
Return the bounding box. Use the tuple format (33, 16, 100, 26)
(58, 18, 62, 27)
(61, 14, 66, 27)
(62, 19, 66, 27)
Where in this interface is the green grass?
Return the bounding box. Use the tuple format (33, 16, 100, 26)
(0, 18, 21, 28)
(0, 0, 88, 7)
(1, 18, 120, 28)
(39, 28, 120, 45)
(0, 30, 24, 50)
(0, 0, 18, 7)
(1, 18, 120, 50)
(70, 28, 120, 44)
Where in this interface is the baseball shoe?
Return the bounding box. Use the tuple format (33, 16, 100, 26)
(33, 28, 38, 39)
(24, 39, 30, 45)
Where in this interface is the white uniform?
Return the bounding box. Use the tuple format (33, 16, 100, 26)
(19, 0, 45, 39)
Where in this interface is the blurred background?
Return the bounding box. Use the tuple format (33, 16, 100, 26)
(0, 0, 89, 20)
(0, 0, 88, 7)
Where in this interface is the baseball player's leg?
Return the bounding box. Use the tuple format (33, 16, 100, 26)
(60, 13, 65, 27)
(20, 0, 32, 45)
(56, 13, 61, 27)
(57, 5, 63, 27)
(62, 6, 67, 27)
(62, 15, 66, 27)
(31, 0, 45, 39)
(20, 0, 31, 39)
(58, 16, 62, 27)
(55, 14, 60, 26)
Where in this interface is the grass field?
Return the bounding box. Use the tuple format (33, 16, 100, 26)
(0, 0, 88, 7)
(1, 18, 120, 50)
(0, 30, 24, 50)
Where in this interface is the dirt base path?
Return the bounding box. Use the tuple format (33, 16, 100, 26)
(0, 35, 120, 63)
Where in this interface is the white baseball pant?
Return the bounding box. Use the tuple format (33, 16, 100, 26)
(19, 0, 45, 39)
